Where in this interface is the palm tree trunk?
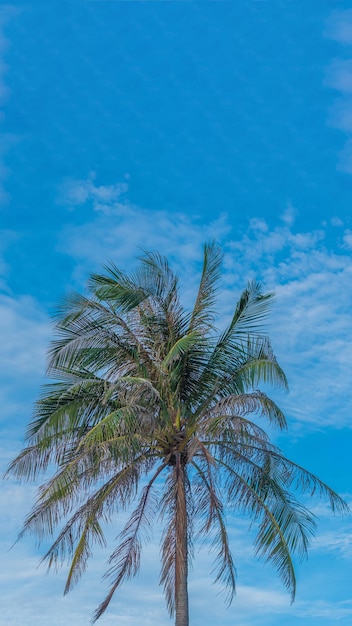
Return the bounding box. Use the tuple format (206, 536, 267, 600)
(175, 457, 189, 626)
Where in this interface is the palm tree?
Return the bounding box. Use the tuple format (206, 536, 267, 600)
(7, 243, 347, 626)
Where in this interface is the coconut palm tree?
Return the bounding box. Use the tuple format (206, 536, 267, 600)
(7, 243, 347, 626)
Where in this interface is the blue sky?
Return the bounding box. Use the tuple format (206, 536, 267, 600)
(1, 2, 352, 625)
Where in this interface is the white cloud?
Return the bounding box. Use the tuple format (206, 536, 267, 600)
(280, 203, 296, 227)
(312, 531, 352, 559)
(57, 175, 231, 290)
(325, 10, 352, 45)
(329, 98, 352, 133)
(0, 293, 49, 380)
(297, 600, 352, 620)
(3, 482, 349, 626)
(0, 233, 50, 600)
(0, 229, 17, 282)
(0, 291, 50, 440)
(3, 177, 347, 623)
(325, 59, 352, 94)
(343, 229, 352, 248)
(59, 172, 129, 213)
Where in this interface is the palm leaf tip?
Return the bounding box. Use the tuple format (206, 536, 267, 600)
(187, 241, 223, 332)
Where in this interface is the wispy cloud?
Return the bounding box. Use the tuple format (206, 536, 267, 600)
(224, 216, 352, 429)
(59, 172, 129, 213)
(326, 59, 352, 94)
(57, 175, 231, 288)
(296, 600, 352, 621)
(325, 10, 352, 45)
(312, 531, 352, 559)
(0, 291, 50, 438)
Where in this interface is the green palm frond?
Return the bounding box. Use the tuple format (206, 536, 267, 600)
(229, 280, 274, 336)
(162, 332, 205, 370)
(88, 263, 147, 313)
(192, 282, 275, 395)
(213, 456, 301, 600)
(187, 242, 223, 333)
(232, 335, 288, 391)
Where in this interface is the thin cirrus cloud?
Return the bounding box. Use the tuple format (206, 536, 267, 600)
(57, 174, 231, 288)
(326, 59, 352, 94)
(311, 531, 352, 559)
(325, 9, 352, 44)
(0, 232, 49, 456)
(225, 217, 352, 429)
(59, 173, 129, 213)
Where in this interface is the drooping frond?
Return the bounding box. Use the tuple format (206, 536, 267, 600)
(260, 449, 349, 515)
(212, 456, 301, 601)
(6, 442, 56, 482)
(19, 451, 148, 545)
(231, 335, 288, 392)
(204, 391, 287, 430)
(43, 466, 140, 591)
(191, 454, 236, 603)
(159, 463, 191, 618)
(94, 464, 165, 622)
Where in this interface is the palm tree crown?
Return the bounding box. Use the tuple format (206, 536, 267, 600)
(7, 243, 348, 625)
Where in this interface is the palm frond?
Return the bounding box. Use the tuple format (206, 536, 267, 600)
(228, 280, 274, 336)
(162, 332, 205, 371)
(159, 487, 177, 615)
(159, 462, 190, 618)
(214, 457, 305, 601)
(189, 331, 286, 417)
(191, 456, 236, 604)
(204, 391, 287, 430)
(187, 242, 223, 333)
(88, 263, 148, 313)
(93, 463, 165, 622)
(231, 335, 288, 392)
